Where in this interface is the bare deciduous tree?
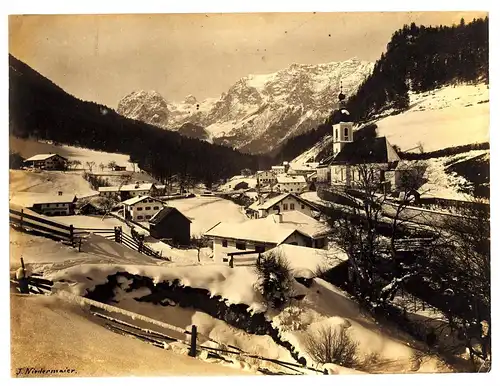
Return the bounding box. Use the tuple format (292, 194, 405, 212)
(304, 325, 359, 367)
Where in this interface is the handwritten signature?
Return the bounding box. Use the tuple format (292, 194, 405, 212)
(16, 367, 77, 376)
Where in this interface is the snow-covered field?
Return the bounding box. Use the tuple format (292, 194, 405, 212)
(10, 136, 137, 171)
(376, 83, 489, 152)
(9, 170, 97, 197)
(10, 226, 450, 375)
(10, 293, 248, 377)
(418, 149, 489, 200)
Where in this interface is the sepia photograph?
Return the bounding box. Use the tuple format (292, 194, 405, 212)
(7, 5, 491, 379)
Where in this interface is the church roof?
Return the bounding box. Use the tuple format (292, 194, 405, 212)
(332, 137, 401, 165)
(332, 107, 353, 123)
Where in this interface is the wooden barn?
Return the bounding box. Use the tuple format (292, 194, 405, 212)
(148, 206, 191, 246)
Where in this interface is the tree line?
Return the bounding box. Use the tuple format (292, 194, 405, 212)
(9, 55, 272, 187)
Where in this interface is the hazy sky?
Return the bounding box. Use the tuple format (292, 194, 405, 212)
(9, 11, 487, 107)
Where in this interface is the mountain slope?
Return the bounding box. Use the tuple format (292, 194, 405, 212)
(117, 58, 374, 154)
(8, 55, 268, 186)
(274, 17, 489, 163)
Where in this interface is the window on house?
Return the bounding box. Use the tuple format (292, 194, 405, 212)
(153, 206, 159, 210)
(222, 240, 228, 247)
(145, 206, 151, 210)
(344, 127, 349, 140)
(290, 203, 295, 210)
(236, 242, 246, 250)
(137, 215, 143, 220)
(283, 203, 288, 210)
(137, 207, 143, 211)
(255, 245, 265, 253)
(335, 128, 338, 141)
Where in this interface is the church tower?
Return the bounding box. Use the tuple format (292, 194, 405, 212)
(332, 82, 354, 156)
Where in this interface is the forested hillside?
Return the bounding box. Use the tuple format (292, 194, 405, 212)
(273, 17, 489, 162)
(9, 55, 271, 187)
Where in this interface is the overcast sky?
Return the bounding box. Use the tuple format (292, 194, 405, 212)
(9, 11, 487, 107)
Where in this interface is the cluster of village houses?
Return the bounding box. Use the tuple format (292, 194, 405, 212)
(11, 90, 412, 264)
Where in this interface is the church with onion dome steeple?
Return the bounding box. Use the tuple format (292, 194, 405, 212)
(332, 82, 354, 156)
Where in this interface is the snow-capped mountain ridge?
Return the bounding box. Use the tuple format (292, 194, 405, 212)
(116, 58, 374, 153)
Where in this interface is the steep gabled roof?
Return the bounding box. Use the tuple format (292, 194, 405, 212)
(24, 153, 67, 162)
(149, 206, 191, 224)
(247, 193, 319, 212)
(332, 137, 401, 165)
(121, 195, 163, 206)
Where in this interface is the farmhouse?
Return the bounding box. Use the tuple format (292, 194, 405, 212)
(149, 207, 191, 246)
(256, 170, 276, 187)
(23, 153, 68, 170)
(276, 174, 308, 193)
(204, 211, 330, 263)
(122, 195, 164, 222)
(98, 182, 158, 200)
(247, 192, 319, 219)
(271, 164, 288, 174)
(287, 163, 319, 177)
(78, 202, 106, 215)
(10, 192, 77, 216)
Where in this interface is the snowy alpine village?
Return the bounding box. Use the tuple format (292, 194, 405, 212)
(8, 12, 490, 378)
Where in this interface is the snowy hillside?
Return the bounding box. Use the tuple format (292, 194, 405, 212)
(11, 136, 138, 171)
(375, 83, 489, 152)
(117, 58, 374, 153)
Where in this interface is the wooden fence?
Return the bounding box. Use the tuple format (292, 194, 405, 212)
(9, 207, 74, 242)
(9, 207, 165, 260)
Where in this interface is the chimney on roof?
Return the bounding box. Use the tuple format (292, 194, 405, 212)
(58, 191, 63, 196)
(275, 213, 283, 223)
(258, 195, 265, 205)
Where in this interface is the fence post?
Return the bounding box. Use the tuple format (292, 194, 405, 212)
(138, 240, 143, 253)
(20, 209, 24, 228)
(19, 257, 29, 294)
(78, 238, 82, 252)
(69, 224, 74, 245)
(189, 325, 197, 357)
(229, 256, 234, 268)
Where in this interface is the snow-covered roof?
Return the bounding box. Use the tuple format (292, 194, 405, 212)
(248, 193, 318, 212)
(122, 195, 163, 206)
(204, 210, 328, 244)
(265, 211, 330, 238)
(98, 186, 120, 192)
(276, 175, 307, 184)
(24, 153, 67, 162)
(332, 137, 401, 165)
(9, 192, 77, 207)
(120, 183, 154, 192)
(204, 219, 303, 245)
(149, 206, 191, 224)
(264, 244, 347, 273)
